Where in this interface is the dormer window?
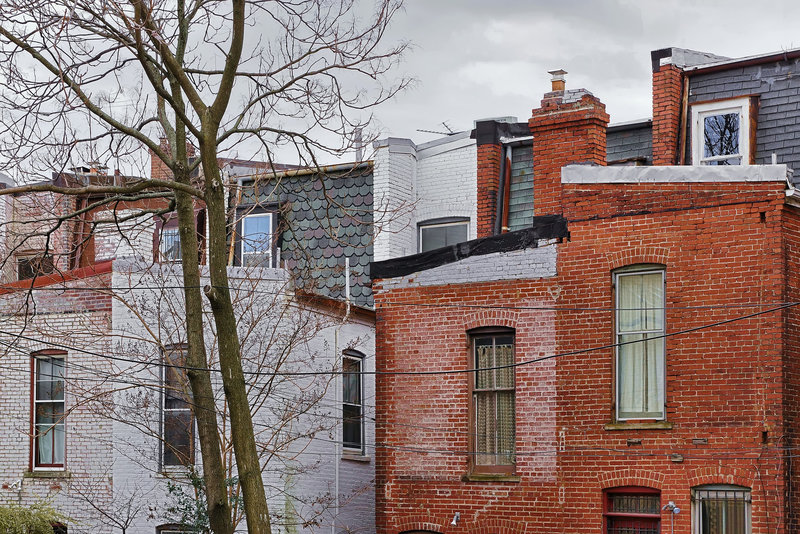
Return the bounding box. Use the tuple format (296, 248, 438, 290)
(691, 97, 752, 166)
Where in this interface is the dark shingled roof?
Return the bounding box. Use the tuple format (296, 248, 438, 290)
(239, 164, 374, 307)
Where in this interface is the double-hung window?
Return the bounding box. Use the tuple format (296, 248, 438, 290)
(693, 486, 751, 534)
(342, 351, 364, 453)
(162, 347, 194, 468)
(241, 213, 273, 267)
(615, 267, 665, 420)
(472, 332, 515, 471)
(692, 98, 751, 166)
(32, 352, 66, 469)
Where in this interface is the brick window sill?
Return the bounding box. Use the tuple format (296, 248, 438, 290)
(24, 470, 71, 479)
(604, 421, 674, 431)
(462, 473, 520, 483)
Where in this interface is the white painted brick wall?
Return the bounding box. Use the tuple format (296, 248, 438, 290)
(415, 139, 477, 240)
(379, 240, 558, 289)
(373, 135, 477, 261)
(110, 260, 375, 534)
(94, 209, 156, 261)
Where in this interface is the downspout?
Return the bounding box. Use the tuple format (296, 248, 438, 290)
(493, 146, 510, 235)
(678, 75, 690, 165)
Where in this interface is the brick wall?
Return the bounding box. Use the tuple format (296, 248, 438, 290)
(373, 176, 792, 534)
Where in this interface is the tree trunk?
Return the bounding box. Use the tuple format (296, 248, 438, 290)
(202, 146, 272, 534)
(174, 152, 234, 534)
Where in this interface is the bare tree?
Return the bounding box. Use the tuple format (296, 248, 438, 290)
(0, 1, 406, 532)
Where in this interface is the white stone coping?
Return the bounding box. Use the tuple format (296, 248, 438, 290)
(561, 164, 790, 184)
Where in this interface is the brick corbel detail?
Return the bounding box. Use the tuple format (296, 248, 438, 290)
(476, 143, 502, 238)
(529, 93, 609, 217)
(652, 64, 684, 166)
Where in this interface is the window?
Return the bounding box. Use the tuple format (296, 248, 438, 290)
(342, 351, 364, 452)
(604, 487, 661, 534)
(615, 267, 665, 420)
(18, 254, 55, 281)
(154, 210, 206, 264)
(157, 525, 191, 534)
(32, 352, 66, 469)
(241, 212, 273, 267)
(419, 218, 469, 253)
(159, 227, 181, 262)
(162, 347, 194, 467)
(692, 98, 751, 166)
(471, 331, 515, 471)
(693, 486, 751, 534)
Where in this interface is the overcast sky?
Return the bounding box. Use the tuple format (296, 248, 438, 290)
(370, 0, 800, 145)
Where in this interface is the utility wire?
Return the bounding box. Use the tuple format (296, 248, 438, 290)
(0, 301, 794, 377)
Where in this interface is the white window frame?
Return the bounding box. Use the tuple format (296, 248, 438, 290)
(691, 97, 751, 166)
(614, 267, 666, 421)
(241, 212, 273, 267)
(342, 351, 364, 454)
(692, 485, 751, 534)
(32, 353, 66, 470)
(418, 219, 469, 253)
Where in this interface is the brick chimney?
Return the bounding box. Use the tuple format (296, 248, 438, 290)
(529, 70, 609, 217)
(651, 49, 684, 165)
(151, 137, 172, 180)
(150, 137, 196, 180)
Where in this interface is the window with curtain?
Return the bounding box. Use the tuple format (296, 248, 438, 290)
(162, 346, 194, 468)
(472, 332, 515, 471)
(693, 486, 751, 534)
(32, 352, 66, 468)
(615, 268, 665, 420)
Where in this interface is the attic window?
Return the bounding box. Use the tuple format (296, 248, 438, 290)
(691, 97, 751, 166)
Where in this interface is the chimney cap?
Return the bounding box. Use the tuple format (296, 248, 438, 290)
(548, 69, 568, 81)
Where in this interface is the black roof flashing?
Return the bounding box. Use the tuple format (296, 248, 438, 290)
(371, 215, 568, 281)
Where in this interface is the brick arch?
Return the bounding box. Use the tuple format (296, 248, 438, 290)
(605, 246, 671, 271)
(471, 518, 527, 534)
(687, 466, 755, 488)
(462, 309, 520, 331)
(394, 514, 445, 534)
(598, 469, 666, 490)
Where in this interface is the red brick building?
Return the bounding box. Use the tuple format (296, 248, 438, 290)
(372, 47, 800, 534)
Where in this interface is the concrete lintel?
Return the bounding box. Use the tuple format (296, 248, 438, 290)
(562, 164, 789, 184)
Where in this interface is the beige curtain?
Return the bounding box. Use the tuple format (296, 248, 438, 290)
(618, 272, 664, 419)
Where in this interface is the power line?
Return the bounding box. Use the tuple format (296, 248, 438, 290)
(3, 282, 796, 312)
(1, 301, 793, 377)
